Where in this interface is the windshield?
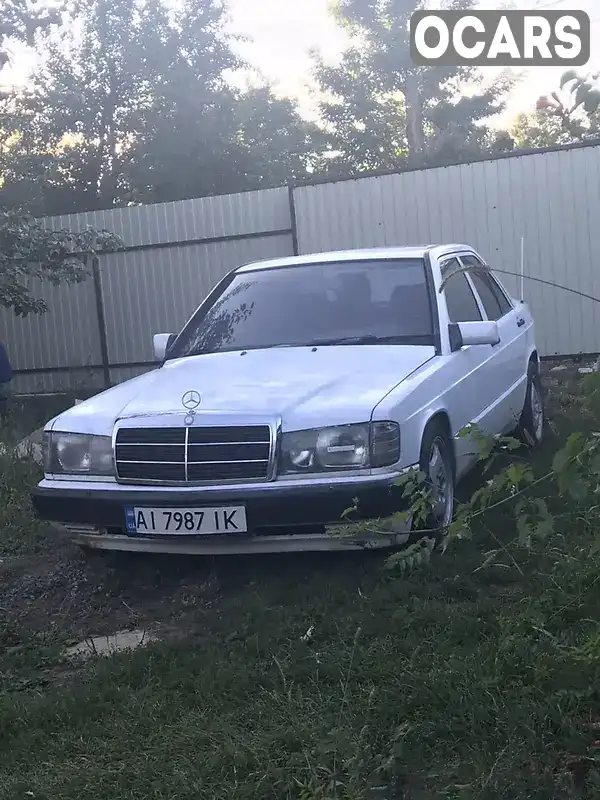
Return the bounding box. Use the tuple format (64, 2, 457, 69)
(171, 258, 434, 357)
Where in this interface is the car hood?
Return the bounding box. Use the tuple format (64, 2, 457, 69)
(49, 345, 436, 435)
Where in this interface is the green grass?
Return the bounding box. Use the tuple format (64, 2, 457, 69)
(2, 369, 600, 799)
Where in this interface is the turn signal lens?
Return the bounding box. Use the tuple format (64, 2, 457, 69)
(370, 421, 400, 467)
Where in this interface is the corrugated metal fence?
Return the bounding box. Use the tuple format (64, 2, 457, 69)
(2, 141, 600, 393)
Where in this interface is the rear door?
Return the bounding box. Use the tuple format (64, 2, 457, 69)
(460, 253, 529, 433)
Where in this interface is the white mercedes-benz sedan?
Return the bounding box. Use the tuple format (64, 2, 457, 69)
(32, 244, 543, 555)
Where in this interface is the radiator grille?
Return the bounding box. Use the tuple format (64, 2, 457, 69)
(115, 425, 272, 484)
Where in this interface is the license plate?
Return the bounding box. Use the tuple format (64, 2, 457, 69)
(124, 506, 247, 536)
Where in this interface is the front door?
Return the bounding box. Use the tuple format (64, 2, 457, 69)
(440, 257, 500, 474)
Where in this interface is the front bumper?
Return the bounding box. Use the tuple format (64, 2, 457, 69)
(31, 471, 415, 554)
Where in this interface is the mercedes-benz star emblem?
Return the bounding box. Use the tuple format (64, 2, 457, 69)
(182, 390, 201, 411)
(182, 390, 201, 426)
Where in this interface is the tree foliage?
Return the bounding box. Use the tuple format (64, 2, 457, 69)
(510, 110, 571, 150)
(312, 0, 514, 177)
(0, 210, 121, 316)
(0, 0, 61, 69)
(0, 0, 326, 214)
(511, 71, 600, 150)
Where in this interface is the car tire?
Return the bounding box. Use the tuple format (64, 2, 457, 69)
(518, 362, 544, 447)
(412, 421, 455, 541)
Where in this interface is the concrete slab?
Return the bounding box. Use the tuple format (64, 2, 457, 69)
(15, 426, 44, 464)
(64, 629, 157, 661)
(1, 398, 82, 466)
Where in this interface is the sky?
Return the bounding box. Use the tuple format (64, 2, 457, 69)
(3, 0, 600, 129)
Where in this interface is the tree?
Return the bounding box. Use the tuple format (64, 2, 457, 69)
(0, 0, 327, 214)
(511, 71, 600, 150)
(0, 2, 124, 319)
(0, 210, 120, 316)
(118, 0, 245, 204)
(313, 0, 513, 176)
(0, 0, 181, 214)
(537, 71, 600, 140)
(0, 0, 61, 69)
(510, 110, 571, 150)
(232, 88, 326, 186)
(131, 84, 327, 203)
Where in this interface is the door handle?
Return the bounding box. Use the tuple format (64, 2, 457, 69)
(517, 317, 526, 327)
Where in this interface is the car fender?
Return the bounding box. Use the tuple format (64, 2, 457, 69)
(413, 404, 456, 466)
(374, 359, 459, 471)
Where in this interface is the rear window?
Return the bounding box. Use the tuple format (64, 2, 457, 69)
(468, 270, 512, 320)
(460, 255, 512, 319)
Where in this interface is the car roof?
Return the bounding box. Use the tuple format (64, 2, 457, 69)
(236, 244, 478, 273)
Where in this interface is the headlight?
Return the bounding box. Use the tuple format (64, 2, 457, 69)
(280, 421, 400, 474)
(44, 432, 114, 477)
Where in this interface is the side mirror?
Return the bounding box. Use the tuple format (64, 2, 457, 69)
(153, 333, 176, 361)
(449, 321, 500, 352)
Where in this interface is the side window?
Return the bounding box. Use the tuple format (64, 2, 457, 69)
(442, 259, 482, 322)
(461, 256, 512, 320)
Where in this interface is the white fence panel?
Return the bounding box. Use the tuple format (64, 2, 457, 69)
(0, 276, 101, 371)
(46, 187, 292, 247)
(100, 233, 293, 366)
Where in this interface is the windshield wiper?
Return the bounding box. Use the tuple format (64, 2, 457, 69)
(304, 335, 430, 347)
(190, 335, 433, 354)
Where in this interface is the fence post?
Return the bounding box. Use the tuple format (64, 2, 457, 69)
(287, 181, 299, 256)
(91, 255, 111, 389)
